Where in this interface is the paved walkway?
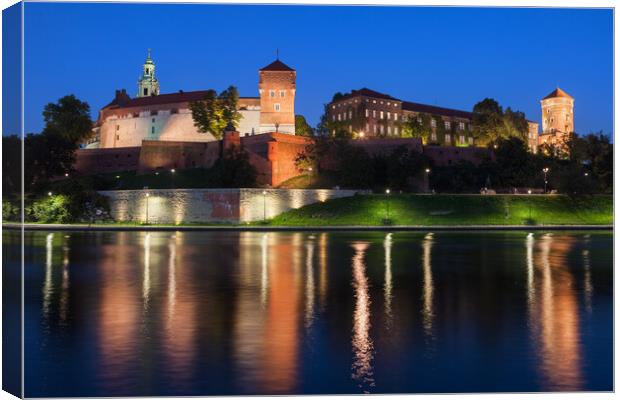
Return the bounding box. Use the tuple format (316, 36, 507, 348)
(3, 223, 613, 232)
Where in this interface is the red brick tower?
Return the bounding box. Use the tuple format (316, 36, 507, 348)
(258, 59, 296, 134)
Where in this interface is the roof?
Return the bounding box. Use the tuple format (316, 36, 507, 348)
(260, 59, 295, 72)
(338, 88, 401, 102)
(543, 87, 573, 100)
(103, 90, 259, 109)
(401, 101, 472, 119)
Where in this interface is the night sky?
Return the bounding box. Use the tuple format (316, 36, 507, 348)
(5, 3, 614, 137)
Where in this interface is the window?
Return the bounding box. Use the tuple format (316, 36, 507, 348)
(387, 112, 391, 120)
(460, 135, 465, 144)
(338, 113, 341, 121)
(280, 90, 285, 97)
(469, 137, 474, 145)
(366, 123, 369, 131)
(387, 126, 392, 135)
(332, 115, 336, 121)
(380, 125, 385, 134)
(373, 125, 377, 134)
(152, 118, 156, 122)
(431, 132, 437, 142)
(151, 126, 155, 134)
(151, 110, 157, 116)
(116, 134, 120, 140)
(171, 108, 178, 114)
(431, 119, 437, 128)
(116, 125, 120, 131)
(274, 103, 281, 111)
(445, 134, 451, 144)
(380, 111, 384, 119)
(349, 110, 353, 119)
(394, 126, 399, 135)
(444, 121, 451, 130)
(459, 122, 465, 130)
(373, 110, 377, 118)
(143, 88, 148, 96)
(270, 90, 275, 98)
(394, 114, 398, 121)
(365, 109, 369, 117)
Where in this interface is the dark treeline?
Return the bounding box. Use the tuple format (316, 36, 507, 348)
(296, 134, 612, 195)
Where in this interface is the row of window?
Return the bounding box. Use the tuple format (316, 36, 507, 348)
(334, 111, 469, 131)
(332, 98, 400, 109)
(269, 90, 287, 98)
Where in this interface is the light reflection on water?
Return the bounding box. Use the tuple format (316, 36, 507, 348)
(20, 230, 612, 397)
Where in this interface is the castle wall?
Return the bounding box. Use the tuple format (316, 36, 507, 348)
(74, 147, 142, 175)
(100, 188, 363, 224)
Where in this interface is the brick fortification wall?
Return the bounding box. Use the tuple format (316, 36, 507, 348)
(100, 188, 363, 224)
(75, 133, 489, 186)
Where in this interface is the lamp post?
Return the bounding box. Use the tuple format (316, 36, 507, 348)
(385, 189, 391, 221)
(145, 192, 150, 224)
(542, 167, 549, 194)
(425, 168, 431, 193)
(262, 190, 267, 221)
(527, 190, 532, 220)
(48, 192, 52, 197)
(170, 168, 176, 189)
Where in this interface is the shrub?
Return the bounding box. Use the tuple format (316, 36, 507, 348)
(27, 195, 71, 223)
(2, 200, 20, 222)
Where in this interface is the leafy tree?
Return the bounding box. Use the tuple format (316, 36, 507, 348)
(295, 115, 314, 137)
(42, 94, 93, 144)
(24, 131, 76, 192)
(212, 145, 257, 187)
(189, 86, 242, 140)
(471, 98, 528, 145)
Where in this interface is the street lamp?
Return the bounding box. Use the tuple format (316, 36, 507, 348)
(64, 173, 69, 177)
(262, 190, 267, 221)
(584, 172, 589, 177)
(425, 168, 431, 193)
(542, 167, 550, 194)
(527, 190, 532, 220)
(385, 189, 391, 221)
(48, 192, 52, 197)
(170, 168, 176, 189)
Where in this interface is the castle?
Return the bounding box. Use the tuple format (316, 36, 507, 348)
(89, 51, 296, 149)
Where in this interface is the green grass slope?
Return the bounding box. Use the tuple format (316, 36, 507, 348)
(267, 194, 613, 226)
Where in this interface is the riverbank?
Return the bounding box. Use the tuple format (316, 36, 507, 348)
(267, 194, 613, 226)
(3, 195, 612, 230)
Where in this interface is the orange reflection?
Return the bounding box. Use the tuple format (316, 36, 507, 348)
(528, 233, 582, 391)
(319, 233, 328, 308)
(305, 238, 315, 329)
(261, 233, 302, 393)
(162, 233, 196, 388)
(351, 242, 374, 392)
(97, 235, 140, 389)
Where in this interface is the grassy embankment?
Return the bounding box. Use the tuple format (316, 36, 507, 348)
(266, 194, 613, 226)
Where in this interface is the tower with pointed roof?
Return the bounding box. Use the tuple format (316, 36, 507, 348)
(137, 49, 160, 98)
(258, 58, 296, 134)
(541, 87, 574, 136)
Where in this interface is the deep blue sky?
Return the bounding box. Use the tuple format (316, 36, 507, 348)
(10, 3, 615, 136)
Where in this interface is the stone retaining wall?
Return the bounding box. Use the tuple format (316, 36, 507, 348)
(100, 188, 364, 224)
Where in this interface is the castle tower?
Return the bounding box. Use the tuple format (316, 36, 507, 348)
(541, 87, 574, 136)
(258, 59, 296, 134)
(137, 49, 160, 98)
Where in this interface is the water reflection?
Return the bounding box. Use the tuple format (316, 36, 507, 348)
(383, 233, 393, 328)
(528, 233, 582, 391)
(421, 233, 434, 337)
(351, 242, 374, 392)
(25, 230, 611, 396)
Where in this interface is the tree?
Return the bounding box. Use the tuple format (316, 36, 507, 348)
(42, 94, 93, 144)
(189, 86, 242, 140)
(471, 98, 527, 145)
(401, 113, 433, 144)
(212, 145, 257, 187)
(2, 135, 21, 196)
(295, 115, 314, 137)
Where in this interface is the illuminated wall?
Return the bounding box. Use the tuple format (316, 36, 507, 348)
(100, 188, 365, 224)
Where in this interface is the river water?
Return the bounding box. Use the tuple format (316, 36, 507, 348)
(4, 230, 612, 396)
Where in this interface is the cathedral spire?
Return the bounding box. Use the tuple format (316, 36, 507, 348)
(137, 48, 160, 97)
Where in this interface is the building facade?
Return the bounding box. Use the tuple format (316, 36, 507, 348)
(90, 52, 296, 149)
(327, 88, 486, 147)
